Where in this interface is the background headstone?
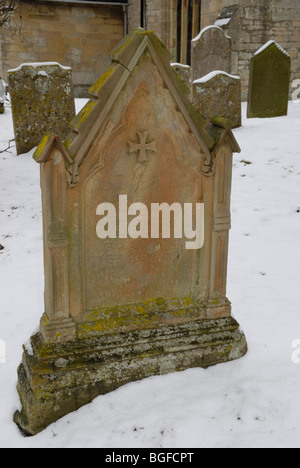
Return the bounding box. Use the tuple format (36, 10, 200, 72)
(171, 62, 191, 87)
(191, 26, 232, 83)
(247, 41, 291, 119)
(193, 71, 242, 128)
(8, 63, 76, 155)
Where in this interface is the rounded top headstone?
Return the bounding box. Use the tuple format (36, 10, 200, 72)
(191, 26, 232, 81)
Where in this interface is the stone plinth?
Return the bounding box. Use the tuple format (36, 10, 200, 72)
(14, 317, 246, 435)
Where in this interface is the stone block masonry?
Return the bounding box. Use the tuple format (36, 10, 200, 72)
(200, 0, 300, 101)
(0, 1, 124, 98)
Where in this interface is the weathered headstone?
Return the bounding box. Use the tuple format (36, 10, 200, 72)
(14, 30, 247, 436)
(191, 26, 232, 82)
(8, 62, 76, 155)
(193, 71, 242, 128)
(0, 78, 5, 114)
(171, 62, 191, 87)
(247, 41, 291, 119)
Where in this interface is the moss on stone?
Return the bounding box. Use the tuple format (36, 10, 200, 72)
(247, 42, 291, 118)
(111, 28, 151, 60)
(88, 64, 115, 96)
(76, 296, 204, 337)
(14, 316, 247, 436)
(8, 64, 75, 155)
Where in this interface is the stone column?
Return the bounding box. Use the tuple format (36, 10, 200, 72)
(38, 144, 76, 343)
(207, 137, 234, 319)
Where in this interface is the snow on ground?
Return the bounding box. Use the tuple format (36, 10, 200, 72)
(0, 100, 300, 448)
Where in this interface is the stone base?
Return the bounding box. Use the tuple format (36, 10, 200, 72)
(14, 316, 247, 436)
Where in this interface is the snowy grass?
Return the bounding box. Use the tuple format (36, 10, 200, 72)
(0, 101, 300, 448)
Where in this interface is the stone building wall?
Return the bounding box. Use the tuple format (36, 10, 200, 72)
(201, 0, 300, 100)
(128, 0, 176, 54)
(129, 0, 300, 101)
(1, 0, 299, 101)
(200, 0, 225, 28)
(0, 1, 124, 97)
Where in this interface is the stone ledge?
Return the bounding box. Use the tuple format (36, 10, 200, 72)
(14, 316, 247, 436)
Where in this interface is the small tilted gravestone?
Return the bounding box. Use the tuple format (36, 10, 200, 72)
(8, 62, 76, 155)
(14, 29, 247, 436)
(193, 71, 242, 128)
(247, 41, 291, 119)
(191, 26, 232, 83)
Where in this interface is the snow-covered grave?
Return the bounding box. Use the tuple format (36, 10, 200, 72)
(0, 99, 300, 447)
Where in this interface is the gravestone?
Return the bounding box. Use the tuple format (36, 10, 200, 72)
(14, 29, 247, 436)
(8, 62, 76, 155)
(171, 62, 191, 87)
(193, 71, 242, 128)
(191, 26, 232, 82)
(247, 41, 291, 118)
(0, 78, 5, 114)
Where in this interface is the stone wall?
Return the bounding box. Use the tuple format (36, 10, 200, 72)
(2, 1, 298, 101)
(200, 0, 225, 28)
(0, 1, 124, 97)
(201, 0, 300, 100)
(128, 0, 175, 52)
(128, 0, 300, 101)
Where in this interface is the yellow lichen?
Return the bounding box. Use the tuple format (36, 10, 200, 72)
(111, 29, 150, 58)
(89, 65, 115, 95)
(76, 296, 200, 337)
(71, 101, 97, 130)
(64, 136, 73, 149)
(33, 134, 51, 161)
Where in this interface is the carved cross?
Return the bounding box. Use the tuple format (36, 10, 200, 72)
(128, 131, 157, 163)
